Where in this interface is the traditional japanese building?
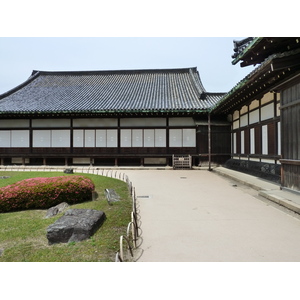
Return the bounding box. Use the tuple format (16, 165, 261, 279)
(212, 37, 300, 192)
(2, 38, 299, 193)
(0, 67, 228, 167)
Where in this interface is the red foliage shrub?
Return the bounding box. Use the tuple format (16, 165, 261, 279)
(0, 175, 95, 213)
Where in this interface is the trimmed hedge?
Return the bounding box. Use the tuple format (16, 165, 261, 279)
(0, 175, 95, 213)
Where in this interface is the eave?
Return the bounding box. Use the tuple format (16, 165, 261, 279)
(232, 37, 300, 67)
(213, 49, 300, 114)
(0, 108, 209, 119)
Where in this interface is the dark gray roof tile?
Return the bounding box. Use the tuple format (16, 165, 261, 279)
(0, 67, 224, 115)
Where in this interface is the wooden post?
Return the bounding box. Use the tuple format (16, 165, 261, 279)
(208, 113, 212, 171)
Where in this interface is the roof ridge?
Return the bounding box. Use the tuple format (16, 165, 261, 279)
(33, 67, 198, 76)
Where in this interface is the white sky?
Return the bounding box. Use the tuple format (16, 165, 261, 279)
(0, 1, 294, 97)
(0, 37, 256, 94)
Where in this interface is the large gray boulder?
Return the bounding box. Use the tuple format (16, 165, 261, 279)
(46, 209, 105, 245)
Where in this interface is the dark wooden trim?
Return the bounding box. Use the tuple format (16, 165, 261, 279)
(280, 159, 300, 166)
(280, 98, 300, 110)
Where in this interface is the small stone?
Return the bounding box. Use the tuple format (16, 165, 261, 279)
(105, 189, 120, 204)
(45, 202, 69, 218)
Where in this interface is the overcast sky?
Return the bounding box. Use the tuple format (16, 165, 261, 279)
(0, 37, 256, 95)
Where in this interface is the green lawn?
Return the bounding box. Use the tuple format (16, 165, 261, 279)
(0, 171, 132, 262)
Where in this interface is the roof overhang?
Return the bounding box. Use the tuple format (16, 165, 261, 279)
(212, 49, 300, 114)
(232, 37, 300, 67)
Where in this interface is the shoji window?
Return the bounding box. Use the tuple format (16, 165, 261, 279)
(121, 129, 131, 147)
(233, 132, 237, 153)
(73, 129, 118, 147)
(33, 130, 51, 147)
(84, 130, 95, 147)
(262, 125, 268, 155)
(52, 130, 70, 147)
(33, 130, 70, 147)
(169, 129, 196, 147)
(0, 131, 11, 147)
(132, 130, 143, 147)
(106, 130, 118, 147)
(241, 130, 245, 154)
(155, 129, 166, 147)
(144, 129, 155, 147)
(250, 128, 255, 154)
(277, 122, 281, 155)
(183, 129, 196, 147)
(169, 129, 182, 147)
(11, 130, 30, 147)
(120, 129, 166, 147)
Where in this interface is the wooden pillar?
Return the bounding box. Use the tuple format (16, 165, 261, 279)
(208, 113, 212, 171)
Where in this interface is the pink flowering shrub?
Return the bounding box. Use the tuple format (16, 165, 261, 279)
(0, 175, 95, 213)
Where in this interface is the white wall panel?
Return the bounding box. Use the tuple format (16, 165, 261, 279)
(11, 130, 29, 147)
(155, 129, 166, 147)
(121, 129, 131, 147)
(241, 130, 245, 154)
(144, 129, 154, 147)
(132, 130, 143, 147)
(96, 130, 106, 147)
(51, 130, 70, 147)
(73, 118, 117, 127)
(240, 114, 248, 127)
(107, 130, 117, 147)
(32, 119, 70, 128)
(183, 129, 196, 147)
(250, 128, 255, 154)
(0, 119, 29, 128)
(262, 125, 268, 155)
(233, 132, 237, 153)
(169, 117, 195, 126)
(169, 129, 182, 147)
(85, 130, 95, 147)
(277, 122, 281, 155)
(261, 103, 274, 121)
(33, 130, 51, 147)
(0, 131, 10, 147)
(249, 109, 259, 124)
(120, 118, 166, 127)
(233, 120, 239, 130)
(73, 130, 84, 147)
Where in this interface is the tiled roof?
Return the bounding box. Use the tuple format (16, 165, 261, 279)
(0, 68, 224, 115)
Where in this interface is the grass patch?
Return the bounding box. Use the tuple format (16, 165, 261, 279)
(0, 171, 131, 262)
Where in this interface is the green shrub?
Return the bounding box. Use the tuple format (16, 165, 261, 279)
(0, 175, 95, 213)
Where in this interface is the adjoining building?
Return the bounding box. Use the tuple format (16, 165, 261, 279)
(212, 37, 300, 192)
(0, 67, 228, 168)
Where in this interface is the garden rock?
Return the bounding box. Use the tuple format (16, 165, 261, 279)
(63, 168, 73, 174)
(105, 189, 120, 204)
(46, 209, 105, 245)
(45, 202, 70, 218)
